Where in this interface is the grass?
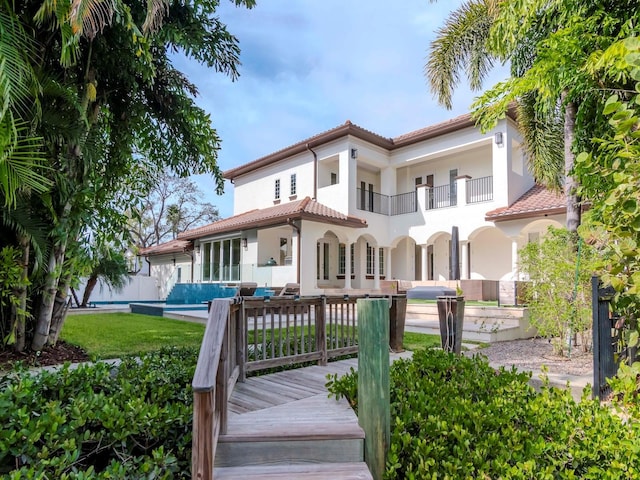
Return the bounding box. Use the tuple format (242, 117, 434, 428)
(61, 312, 443, 359)
(61, 313, 205, 359)
(403, 331, 442, 351)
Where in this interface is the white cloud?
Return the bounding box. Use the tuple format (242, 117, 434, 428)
(182, 0, 509, 217)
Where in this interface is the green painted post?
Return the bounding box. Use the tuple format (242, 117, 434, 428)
(357, 298, 390, 480)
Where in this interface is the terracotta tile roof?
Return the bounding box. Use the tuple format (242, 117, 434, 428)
(178, 197, 367, 240)
(224, 120, 392, 181)
(485, 184, 566, 222)
(138, 239, 192, 256)
(224, 108, 518, 181)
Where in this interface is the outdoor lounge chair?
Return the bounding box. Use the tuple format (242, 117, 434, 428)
(278, 283, 300, 296)
(236, 282, 258, 297)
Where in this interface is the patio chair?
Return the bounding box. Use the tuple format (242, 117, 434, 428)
(278, 283, 300, 296)
(236, 282, 258, 297)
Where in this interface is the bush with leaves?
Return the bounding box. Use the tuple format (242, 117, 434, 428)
(327, 348, 640, 479)
(576, 36, 640, 400)
(517, 227, 598, 355)
(0, 347, 197, 478)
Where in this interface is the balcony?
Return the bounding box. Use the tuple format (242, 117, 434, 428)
(356, 188, 417, 216)
(425, 184, 457, 210)
(356, 175, 493, 215)
(466, 176, 493, 204)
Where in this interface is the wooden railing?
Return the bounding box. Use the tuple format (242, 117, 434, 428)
(192, 294, 403, 479)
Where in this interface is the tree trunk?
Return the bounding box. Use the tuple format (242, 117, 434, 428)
(81, 275, 99, 307)
(13, 235, 30, 353)
(48, 271, 73, 346)
(31, 241, 66, 351)
(563, 92, 581, 236)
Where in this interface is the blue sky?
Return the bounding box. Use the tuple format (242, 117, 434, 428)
(176, 0, 508, 218)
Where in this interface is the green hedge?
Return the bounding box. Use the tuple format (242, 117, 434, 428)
(0, 347, 197, 479)
(327, 349, 640, 479)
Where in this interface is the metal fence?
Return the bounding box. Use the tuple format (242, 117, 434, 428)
(592, 276, 638, 399)
(466, 176, 493, 204)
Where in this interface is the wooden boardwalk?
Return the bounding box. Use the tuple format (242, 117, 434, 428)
(214, 354, 410, 479)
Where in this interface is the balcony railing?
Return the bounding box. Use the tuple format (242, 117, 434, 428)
(356, 188, 417, 216)
(425, 184, 457, 210)
(466, 176, 493, 204)
(390, 190, 417, 216)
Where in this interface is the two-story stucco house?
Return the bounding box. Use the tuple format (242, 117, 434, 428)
(140, 110, 566, 298)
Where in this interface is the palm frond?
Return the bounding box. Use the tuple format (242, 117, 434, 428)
(69, 0, 117, 39)
(142, 0, 171, 33)
(0, 2, 41, 118)
(425, 0, 499, 109)
(516, 93, 564, 190)
(0, 113, 51, 208)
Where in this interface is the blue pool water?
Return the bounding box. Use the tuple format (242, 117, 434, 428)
(166, 283, 272, 305)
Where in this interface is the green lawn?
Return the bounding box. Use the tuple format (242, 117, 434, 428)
(403, 331, 442, 351)
(61, 313, 205, 359)
(62, 312, 441, 359)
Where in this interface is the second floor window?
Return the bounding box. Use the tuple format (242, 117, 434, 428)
(290, 173, 296, 196)
(275, 178, 280, 200)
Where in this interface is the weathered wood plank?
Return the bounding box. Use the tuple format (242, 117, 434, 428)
(214, 462, 373, 480)
(357, 299, 390, 480)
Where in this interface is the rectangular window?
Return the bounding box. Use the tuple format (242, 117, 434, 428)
(212, 241, 220, 281)
(366, 244, 384, 276)
(275, 178, 280, 200)
(415, 176, 422, 187)
(366, 243, 374, 275)
(202, 239, 241, 282)
(323, 243, 329, 280)
(202, 242, 211, 281)
(290, 173, 296, 196)
(351, 243, 355, 275)
(331, 172, 338, 185)
(279, 237, 288, 265)
(449, 169, 458, 202)
(338, 244, 346, 275)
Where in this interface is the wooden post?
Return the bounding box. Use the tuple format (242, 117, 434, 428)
(316, 296, 328, 365)
(357, 298, 390, 480)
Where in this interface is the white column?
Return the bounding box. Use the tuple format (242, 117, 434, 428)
(460, 242, 469, 280)
(456, 175, 471, 207)
(421, 245, 428, 281)
(385, 247, 391, 280)
(511, 238, 519, 280)
(344, 242, 352, 290)
(373, 246, 381, 290)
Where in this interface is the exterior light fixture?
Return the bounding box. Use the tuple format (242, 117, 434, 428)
(350, 148, 358, 159)
(242, 238, 248, 249)
(494, 132, 503, 146)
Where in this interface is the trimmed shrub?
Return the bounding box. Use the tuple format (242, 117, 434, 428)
(327, 349, 640, 479)
(0, 347, 197, 479)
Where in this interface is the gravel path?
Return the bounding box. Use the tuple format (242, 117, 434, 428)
(467, 337, 593, 377)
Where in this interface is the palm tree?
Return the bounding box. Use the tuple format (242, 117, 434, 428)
(0, 1, 51, 207)
(425, 0, 591, 234)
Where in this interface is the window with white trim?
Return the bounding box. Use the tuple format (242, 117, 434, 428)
(366, 243, 384, 276)
(274, 178, 280, 200)
(290, 173, 297, 196)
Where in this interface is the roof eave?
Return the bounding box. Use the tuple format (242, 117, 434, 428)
(486, 207, 566, 223)
(223, 124, 393, 181)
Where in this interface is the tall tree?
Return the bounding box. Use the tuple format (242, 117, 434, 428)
(0, 0, 255, 352)
(426, 0, 638, 236)
(129, 173, 219, 249)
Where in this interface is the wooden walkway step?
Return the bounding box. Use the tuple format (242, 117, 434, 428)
(215, 354, 411, 474)
(214, 462, 373, 479)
